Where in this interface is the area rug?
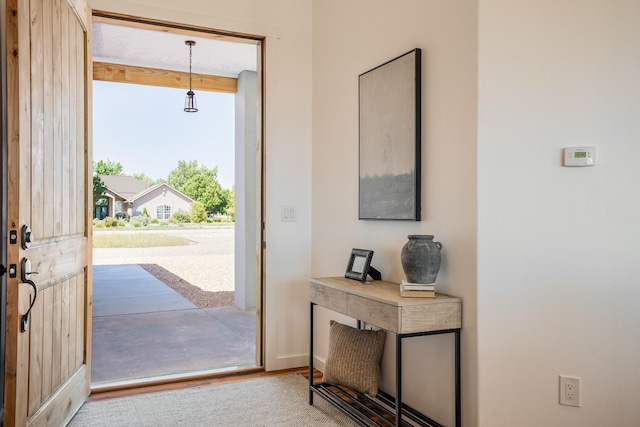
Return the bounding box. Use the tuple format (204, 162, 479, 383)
(67, 375, 359, 426)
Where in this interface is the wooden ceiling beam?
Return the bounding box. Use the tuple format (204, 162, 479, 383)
(93, 61, 237, 93)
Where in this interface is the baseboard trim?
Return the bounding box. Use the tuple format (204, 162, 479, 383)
(265, 354, 309, 372)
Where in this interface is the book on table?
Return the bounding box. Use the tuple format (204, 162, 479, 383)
(400, 280, 436, 298)
(401, 280, 435, 291)
(400, 289, 436, 298)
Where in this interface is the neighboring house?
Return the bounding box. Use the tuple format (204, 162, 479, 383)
(95, 175, 149, 219)
(95, 175, 193, 220)
(128, 183, 195, 219)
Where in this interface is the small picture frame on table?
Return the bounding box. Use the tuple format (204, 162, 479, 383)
(345, 249, 381, 282)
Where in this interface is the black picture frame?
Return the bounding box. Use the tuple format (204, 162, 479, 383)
(345, 249, 374, 282)
(358, 48, 421, 221)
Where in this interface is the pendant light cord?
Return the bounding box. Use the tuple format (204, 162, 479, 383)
(189, 43, 193, 92)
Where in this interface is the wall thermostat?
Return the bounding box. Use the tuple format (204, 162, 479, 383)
(564, 146, 595, 167)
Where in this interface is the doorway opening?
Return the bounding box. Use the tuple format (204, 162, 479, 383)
(90, 12, 264, 390)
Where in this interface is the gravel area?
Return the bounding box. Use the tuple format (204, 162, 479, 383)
(93, 226, 235, 308)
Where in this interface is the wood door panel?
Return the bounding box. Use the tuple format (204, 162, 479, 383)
(30, 0, 46, 240)
(41, 289, 54, 400)
(43, 0, 55, 239)
(27, 367, 88, 427)
(76, 271, 87, 370)
(27, 291, 44, 415)
(27, 276, 85, 415)
(51, 282, 62, 403)
(27, 1, 86, 243)
(5, 0, 92, 425)
(25, 237, 87, 288)
(61, 3, 71, 237)
(52, 0, 63, 238)
(75, 18, 84, 235)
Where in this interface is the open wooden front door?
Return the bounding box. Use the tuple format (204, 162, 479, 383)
(5, 0, 92, 425)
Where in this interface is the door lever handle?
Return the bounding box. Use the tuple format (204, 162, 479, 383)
(21, 258, 38, 282)
(20, 258, 39, 333)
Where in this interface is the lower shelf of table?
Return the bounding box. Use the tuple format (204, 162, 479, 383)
(310, 383, 444, 427)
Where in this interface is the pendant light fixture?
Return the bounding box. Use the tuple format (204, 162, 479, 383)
(184, 40, 198, 112)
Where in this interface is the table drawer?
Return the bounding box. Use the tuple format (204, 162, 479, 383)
(347, 294, 399, 332)
(401, 301, 462, 333)
(310, 282, 347, 314)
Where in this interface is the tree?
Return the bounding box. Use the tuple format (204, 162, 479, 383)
(94, 159, 124, 176)
(190, 201, 206, 223)
(225, 186, 235, 219)
(167, 160, 218, 191)
(93, 175, 107, 206)
(167, 160, 229, 214)
(182, 174, 227, 215)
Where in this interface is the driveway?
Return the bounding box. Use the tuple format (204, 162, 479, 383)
(93, 226, 234, 293)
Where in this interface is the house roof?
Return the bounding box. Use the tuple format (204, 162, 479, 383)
(99, 175, 150, 200)
(128, 182, 195, 203)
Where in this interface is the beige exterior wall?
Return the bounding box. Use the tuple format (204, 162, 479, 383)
(129, 186, 192, 218)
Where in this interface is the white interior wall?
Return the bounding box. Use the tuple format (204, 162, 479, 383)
(478, 0, 640, 425)
(86, 2, 640, 426)
(311, 1, 478, 426)
(89, 0, 313, 370)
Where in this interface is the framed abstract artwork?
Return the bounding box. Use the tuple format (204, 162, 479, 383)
(358, 48, 421, 221)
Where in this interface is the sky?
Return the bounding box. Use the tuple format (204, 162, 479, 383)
(92, 81, 236, 189)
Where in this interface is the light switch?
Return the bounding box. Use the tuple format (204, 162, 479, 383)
(281, 206, 297, 222)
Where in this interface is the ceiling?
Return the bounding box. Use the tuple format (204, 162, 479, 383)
(92, 21, 257, 78)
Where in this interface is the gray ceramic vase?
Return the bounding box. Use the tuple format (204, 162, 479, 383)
(400, 235, 443, 284)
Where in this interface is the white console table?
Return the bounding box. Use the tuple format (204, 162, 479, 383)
(309, 277, 462, 427)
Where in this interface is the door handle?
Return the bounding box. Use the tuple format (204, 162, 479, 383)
(20, 258, 39, 333)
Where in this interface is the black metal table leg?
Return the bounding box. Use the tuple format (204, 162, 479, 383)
(309, 302, 315, 405)
(396, 333, 402, 426)
(455, 329, 461, 427)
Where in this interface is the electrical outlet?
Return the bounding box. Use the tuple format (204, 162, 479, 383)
(560, 376, 581, 407)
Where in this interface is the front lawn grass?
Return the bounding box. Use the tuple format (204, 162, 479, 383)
(93, 233, 191, 248)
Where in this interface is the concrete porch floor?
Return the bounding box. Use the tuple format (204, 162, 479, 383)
(91, 264, 257, 385)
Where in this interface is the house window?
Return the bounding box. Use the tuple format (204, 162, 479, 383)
(156, 205, 172, 220)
